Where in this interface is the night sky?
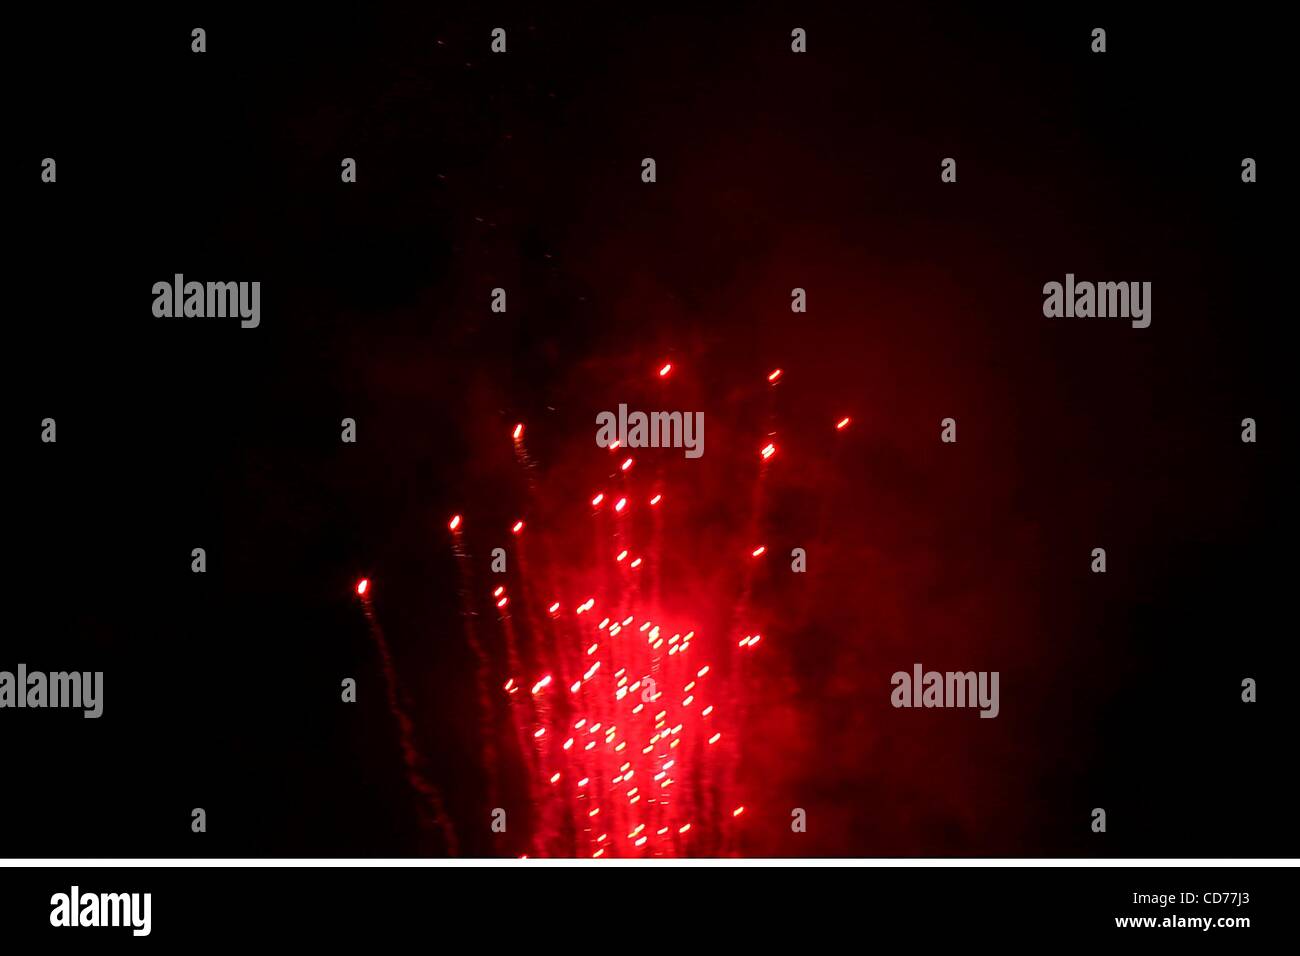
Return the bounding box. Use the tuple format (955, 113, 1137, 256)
(8, 5, 1290, 857)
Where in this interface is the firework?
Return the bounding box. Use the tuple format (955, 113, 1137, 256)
(353, 362, 833, 857)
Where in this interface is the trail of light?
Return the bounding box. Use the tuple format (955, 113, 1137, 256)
(359, 592, 458, 854)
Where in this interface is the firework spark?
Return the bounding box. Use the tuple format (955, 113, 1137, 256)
(354, 364, 818, 856)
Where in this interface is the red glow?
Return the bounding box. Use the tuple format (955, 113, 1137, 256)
(836, 416, 851, 430)
(659, 363, 672, 377)
(432, 401, 755, 857)
(355, 578, 369, 596)
(760, 443, 776, 460)
(768, 368, 782, 382)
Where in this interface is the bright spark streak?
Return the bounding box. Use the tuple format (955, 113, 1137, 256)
(512, 423, 524, 440)
(836, 416, 851, 430)
(448, 514, 462, 531)
(659, 363, 672, 377)
(768, 368, 782, 382)
(355, 578, 369, 596)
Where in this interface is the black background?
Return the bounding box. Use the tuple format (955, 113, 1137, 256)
(6, 3, 1292, 859)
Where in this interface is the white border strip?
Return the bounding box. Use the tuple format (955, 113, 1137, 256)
(3, 858, 1296, 867)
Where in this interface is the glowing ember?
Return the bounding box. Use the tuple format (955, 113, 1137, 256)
(358, 352, 831, 858)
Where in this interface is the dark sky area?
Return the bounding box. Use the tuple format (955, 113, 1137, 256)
(7, 4, 1290, 857)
